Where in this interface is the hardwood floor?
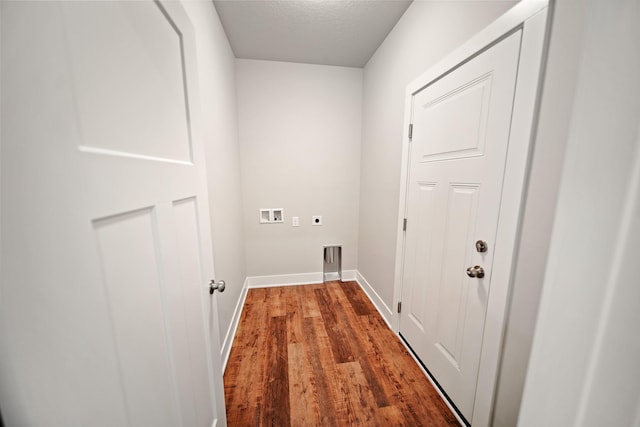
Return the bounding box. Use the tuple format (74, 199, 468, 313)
(224, 281, 460, 426)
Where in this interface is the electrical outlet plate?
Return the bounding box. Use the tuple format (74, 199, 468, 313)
(312, 215, 322, 226)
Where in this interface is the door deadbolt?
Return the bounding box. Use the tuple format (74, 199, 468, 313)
(475, 240, 488, 253)
(209, 279, 226, 294)
(466, 265, 485, 279)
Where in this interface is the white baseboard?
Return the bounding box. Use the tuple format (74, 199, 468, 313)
(247, 270, 358, 288)
(247, 272, 322, 288)
(221, 276, 249, 371)
(355, 271, 394, 328)
(341, 270, 357, 281)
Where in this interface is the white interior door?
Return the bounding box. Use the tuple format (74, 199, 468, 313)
(399, 31, 521, 422)
(0, 1, 226, 426)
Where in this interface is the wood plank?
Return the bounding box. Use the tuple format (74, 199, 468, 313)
(266, 286, 286, 317)
(335, 361, 381, 426)
(261, 315, 290, 426)
(327, 282, 391, 408)
(302, 316, 342, 425)
(314, 287, 356, 363)
(284, 286, 303, 344)
(376, 405, 410, 426)
(299, 284, 321, 318)
(224, 290, 269, 425)
(287, 343, 322, 426)
(340, 280, 373, 315)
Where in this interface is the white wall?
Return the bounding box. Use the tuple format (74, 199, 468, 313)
(492, 0, 585, 424)
(358, 1, 517, 316)
(236, 59, 362, 279)
(182, 1, 246, 351)
(518, 0, 640, 425)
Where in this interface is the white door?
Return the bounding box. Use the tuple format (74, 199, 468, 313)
(0, 1, 226, 426)
(399, 31, 521, 421)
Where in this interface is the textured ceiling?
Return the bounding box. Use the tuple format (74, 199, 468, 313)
(213, 0, 413, 68)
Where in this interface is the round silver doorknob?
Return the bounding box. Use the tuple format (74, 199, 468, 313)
(466, 265, 485, 278)
(209, 279, 226, 294)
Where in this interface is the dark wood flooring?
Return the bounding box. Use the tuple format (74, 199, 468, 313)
(224, 281, 460, 426)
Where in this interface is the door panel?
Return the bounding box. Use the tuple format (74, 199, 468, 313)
(436, 184, 480, 367)
(400, 32, 521, 421)
(419, 75, 492, 161)
(405, 182, 438, 335)
(61, 1, 192, 162)
(93, 208, 181, 426)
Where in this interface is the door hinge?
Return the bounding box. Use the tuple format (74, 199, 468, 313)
(397, 301, 402, 313)
(403, 218, 408, 231)
(408, 123, 413, 140)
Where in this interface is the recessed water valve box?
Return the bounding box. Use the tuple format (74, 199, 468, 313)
(272, 209, 284, 223)
(259, 208, 284, 224)
(259, 209, 271, 223)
